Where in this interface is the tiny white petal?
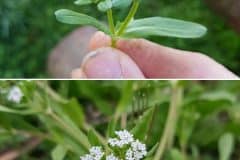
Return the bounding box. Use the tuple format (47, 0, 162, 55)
(80, 154, 94, 160)
(89, 146, 104, 160)
(106, 154, 119, 160)
(128, 140, 147, 160)
(7, 86, 23, 103)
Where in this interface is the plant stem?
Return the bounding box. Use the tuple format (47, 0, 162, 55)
(117, 0, 140, 36)
(48, 110, 90, 151)
(167, 82, 183, 149)
(153, 81, 183, 160)
(107, 9, 115, 34)
(107, 9, 116, 47)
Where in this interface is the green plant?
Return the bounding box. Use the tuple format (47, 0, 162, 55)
(1, 80, 240, 160)
(55, 0, 207, 47)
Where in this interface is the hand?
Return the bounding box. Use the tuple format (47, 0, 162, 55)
(72, 31, 238, 79)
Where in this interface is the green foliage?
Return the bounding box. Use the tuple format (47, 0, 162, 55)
(124, 17, 206, 38)
(0, 80, 240, 160)
(55, 0, 207, 47)
(55, 9, 109, 34)
(0, 0, 240, 77)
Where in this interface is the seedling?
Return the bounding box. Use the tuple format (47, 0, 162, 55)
(55, 0, 207, 47)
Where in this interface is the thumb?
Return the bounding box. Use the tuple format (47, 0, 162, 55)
(72, 47, 144, 79)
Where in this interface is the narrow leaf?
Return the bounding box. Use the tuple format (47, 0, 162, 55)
(88, 129, 101, 146)
(131, 106, 155, 141)
(0, 104, 40, 115)
(218, 133, 234, 160)
(55, 9, 109, 34)
(61, 98, 85, 128)
(107, 119, 117, 138)
(146, 143, 159, 157)
(124, 17, 207, 38)
(115, 81, 134, 118)
(51, 145, 67, 160)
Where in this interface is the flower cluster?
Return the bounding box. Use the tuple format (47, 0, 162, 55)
(125, 140, 147, 160)
(7, 86, 23, 103)
(80, 146, 104, 160)
(108, 130, 134, 148)
(80, 130, 147, 160)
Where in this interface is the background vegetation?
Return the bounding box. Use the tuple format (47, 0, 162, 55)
(0, 80, 240, 160)
(0, 0, 240, 78)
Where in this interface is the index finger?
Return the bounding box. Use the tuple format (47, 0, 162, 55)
(89, 32, 238, 79)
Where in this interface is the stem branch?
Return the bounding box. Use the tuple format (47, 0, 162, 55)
(117, 0, 140, 36)
(107, 9, 116, 47)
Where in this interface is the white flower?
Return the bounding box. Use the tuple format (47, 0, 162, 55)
(80, 130, 147, 160)
(7, 86, 23, 103)
(130, 140, 147, 160)
(108, 130, 134, 148)
(80, 146, 104, 160)
(89, 146, 104, 160)
(106, 154, 118, 160)
(80, 154, 94, 160)
(126, 149, 134, 160)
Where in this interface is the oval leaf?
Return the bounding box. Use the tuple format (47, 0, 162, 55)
(97, 0, 112, 12)
(112, 0, 132, 9)
(124, 17, 207, 38)
(55, 9, 109, 34)
(74, 0, 93, 6)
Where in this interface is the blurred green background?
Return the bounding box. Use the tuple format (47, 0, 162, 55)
(0, 0, 240, 78)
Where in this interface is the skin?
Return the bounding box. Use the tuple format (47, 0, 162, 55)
(72, 31, 239, 79)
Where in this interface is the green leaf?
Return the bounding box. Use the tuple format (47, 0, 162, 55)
(131, 106, 155, 141)
(166, 148, 185, 160)
(55, 9, 109, 34)
(61, 98, 85, 128)
(97, 0, 112, 12)
(218, 133, 234, 160)
(0, 104, 40, 115)
(124, 17, 207, 38)
(107, 119, 117, 138)
(51, 145, 67, 160)
(74, 0, 93, 6)
(88, 129, 101, 146)
(112, 0, 132, 9)
(71, 81, 114, 116)
(146, 143, 159, 157)
(115, 81, 134, 118)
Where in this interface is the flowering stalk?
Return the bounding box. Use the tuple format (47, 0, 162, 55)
(80, 130, 147, 160)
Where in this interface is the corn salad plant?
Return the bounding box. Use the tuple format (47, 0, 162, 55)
(55, 0, 207, 47)
(0, 80, 240, 160)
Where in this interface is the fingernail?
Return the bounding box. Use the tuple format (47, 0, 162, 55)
(81, 48, 123, 79)
(71, 68, 87, 79)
